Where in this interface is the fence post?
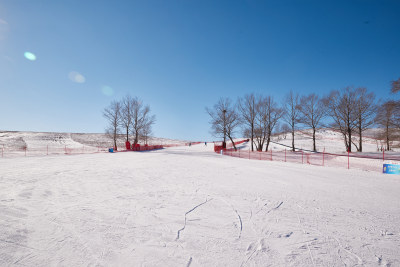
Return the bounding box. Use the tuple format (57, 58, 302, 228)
(383, 148, 385, 161)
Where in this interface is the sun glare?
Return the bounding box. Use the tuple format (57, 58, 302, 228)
(23, 52, 36, 61)
(68, 71, 86, 83)
(101, 85, 114, 96)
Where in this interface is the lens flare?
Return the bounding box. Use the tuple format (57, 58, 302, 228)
(68, 71, 85, 83)
(24, 52, 36, 61)
(101, 85, 114, 96)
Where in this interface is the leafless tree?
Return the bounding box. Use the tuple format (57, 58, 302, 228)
(298, 93, 326, 151)
(391, 77, 400, 93)
(264, 96, 283, 151)
(389, 78, 400, 128)
(140, 121, 153, 145)
(131, 97, 156, 146)
(103, 100, 122, 150)
(325, 87, 358, 152)
(375, 101, 397, 151)
(253, 96, 283, 151)
(283, 91, 301, 151)
(206, 98, 240, 150)
(238, 94, 257, 151)
(279, 123, 290, 140)
(121, 95, 134, 142)
(352, 87, 376, 152)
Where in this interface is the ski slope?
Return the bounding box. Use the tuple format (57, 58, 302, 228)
(1, 143, 399, 266)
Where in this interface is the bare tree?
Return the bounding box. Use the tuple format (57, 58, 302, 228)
(264, 96, 284, 151)
(353, 87, 376, 152)
(206, 98, 240, 150)
(238, 94, 257, 151)
(279, 123, 290, 139)
(131, 97, 156, 146)
(283, 91, 301, 151)
(325, 87, 358, 152)
(375, 101, 397, 151)
(103, 100, 122, 150)
(391, 77, 400, 93)
(121, 95, 134, 142)
(298, 93, 326, 151)
(253, 96, 283, 151)
(389, 78, 400, 128)
(140, 121, 153, 145)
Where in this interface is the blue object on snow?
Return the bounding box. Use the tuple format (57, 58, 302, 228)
(108, 148, 114, 153)
(383, 164, 400, 174)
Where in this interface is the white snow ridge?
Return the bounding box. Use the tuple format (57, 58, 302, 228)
(0, 143, 399, 266)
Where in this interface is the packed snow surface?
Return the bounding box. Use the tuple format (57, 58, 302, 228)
(1, 144, 399, 266)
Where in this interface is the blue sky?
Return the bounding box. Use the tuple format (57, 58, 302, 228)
(0, 0, 399, 141)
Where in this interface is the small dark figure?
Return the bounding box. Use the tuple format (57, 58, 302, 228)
(205, 142, 207, 146)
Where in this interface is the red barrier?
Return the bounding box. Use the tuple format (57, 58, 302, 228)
(0, 145, 109, 158)
(214, 139, 249, 153)
(125, 141, 131, 150)
(218, 146, 399, 173)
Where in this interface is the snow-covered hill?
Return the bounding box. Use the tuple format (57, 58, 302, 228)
(0, 131, 188, 151)
(236, 128, 398, 154)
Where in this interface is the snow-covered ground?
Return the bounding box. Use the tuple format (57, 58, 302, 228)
(1, 144, 399, 266)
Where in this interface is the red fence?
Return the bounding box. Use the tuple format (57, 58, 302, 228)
(0, 145, 108, 158)
(214, 139, 249, 152)
(0, 144, 166, 158)
(218, 146, 399, 173)
(123, 145, 163, 152)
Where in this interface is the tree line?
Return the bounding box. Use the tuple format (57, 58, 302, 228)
(207, 78, 400, 152)
(103, 96, 155, 150)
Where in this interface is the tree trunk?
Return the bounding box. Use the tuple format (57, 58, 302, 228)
(343, 133, 348, 152)
(312, 127, 316, 152)
(228, 135, 237, 151)
(265, 134, 271, 152)
(348, 127, 352, 152)
(386, 123, 390, 151)
(134, 130, 139, 145)
(114, 130, 117, 150)
(251, 126, 254, 151)
(358, 125, 362, 152)
(291, 129, 295, 152)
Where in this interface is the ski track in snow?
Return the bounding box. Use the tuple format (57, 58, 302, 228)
(0, 143, 400, 266)
(176, 198, 212, 240)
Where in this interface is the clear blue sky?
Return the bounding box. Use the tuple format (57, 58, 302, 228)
(1, 0, 399, 141)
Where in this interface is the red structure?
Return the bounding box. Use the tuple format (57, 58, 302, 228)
(125, 141, 131, 150)
(214, 139, 248, 153)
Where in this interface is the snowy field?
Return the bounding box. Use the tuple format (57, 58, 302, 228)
(1, 144, 399, 266)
